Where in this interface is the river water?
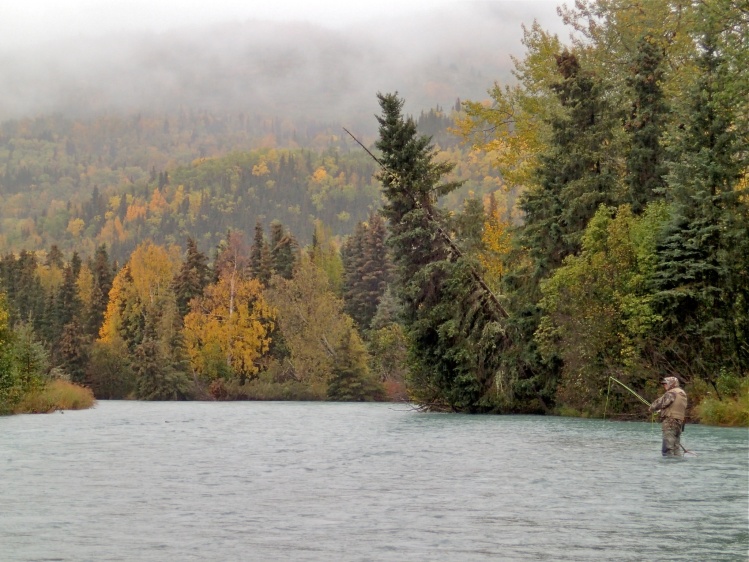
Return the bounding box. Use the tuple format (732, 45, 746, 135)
(1, 401, 747, 561)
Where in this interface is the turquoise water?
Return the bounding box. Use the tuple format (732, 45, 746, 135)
(1, 401, 747, 561)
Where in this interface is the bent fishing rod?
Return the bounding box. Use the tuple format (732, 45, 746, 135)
(606, 376, 696, 455)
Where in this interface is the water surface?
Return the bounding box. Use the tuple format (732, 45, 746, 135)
(2, 401, 747, 561)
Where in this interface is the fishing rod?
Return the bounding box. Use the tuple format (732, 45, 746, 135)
(605, 376, 696, 455)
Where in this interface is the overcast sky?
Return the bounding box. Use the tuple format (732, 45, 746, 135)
(1, 0, 562, 50)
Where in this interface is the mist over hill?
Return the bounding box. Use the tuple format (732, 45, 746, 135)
(0, 2, 563, 129)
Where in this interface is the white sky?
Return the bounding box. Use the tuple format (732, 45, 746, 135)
(0, 0, 560, 50)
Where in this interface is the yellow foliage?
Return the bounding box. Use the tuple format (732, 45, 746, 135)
(453, 21, 561, 189)
(67, 218, 85, 238)
(738, 170, 748, 206)
(99, 217, 128, 246)
(171, 185, 186, 213)
(98, 241, 179, 344)
(183, 275, 275, 380)
(76, 263, 94, 311)
(149, 188, 168, 214)
(252, 161, 270, 176)
(128, 240, 180, 306)
(99, 265, 132, 344)
(14, 380, 95, 413)
(478, 208, 512, 286)
(115, 217, 127, 243)
(312, 166, 329, 183)
(265, 256, 354, 383)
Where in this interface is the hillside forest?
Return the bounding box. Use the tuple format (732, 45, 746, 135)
(1, 0, 747, 424)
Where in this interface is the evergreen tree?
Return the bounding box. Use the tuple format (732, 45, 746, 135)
(269, 220, 298, 280)
(520, 50, 620, 279)
(327, 328, 384, 402)
(499, 51, 621, 411)
(54, 263, 82, 337)
(9, 322, 49, 391)
(87, 245, 113, 339)
(45, 262, 84, 367)
(358, 212, 391, 329)
(57, 320, 89, 384)
(133, 316, 189, 400)
(625, 33, 669, 214)
(453, 195, 486, 255)
(375, 92, 507, 412)
(650, 24, 749, 382)
(249, 219, 271, 284)
(172, 237, 210, 318)
(341, 212, 391, 331)
(70, 251, 82, 279)
(341, 222, 368, 328)
(370, 286, 401, 331)
(45, 245, 64, 269)
(0, 293, 22, 413)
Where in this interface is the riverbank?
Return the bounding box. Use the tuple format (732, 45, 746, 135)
(12, 380, 95, 414)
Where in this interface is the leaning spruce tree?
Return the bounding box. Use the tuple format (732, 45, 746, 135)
(374, 92, 508, 412)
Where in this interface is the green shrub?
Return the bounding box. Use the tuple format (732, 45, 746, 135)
(694, 376, 749, 427)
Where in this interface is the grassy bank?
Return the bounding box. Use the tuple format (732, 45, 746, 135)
(14, 380, 96, 414)
(688, 375, 749, 427)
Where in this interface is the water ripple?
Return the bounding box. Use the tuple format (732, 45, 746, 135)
(1, 402, 747, 561)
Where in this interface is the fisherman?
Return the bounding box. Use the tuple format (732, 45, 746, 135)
(648, 376, 688, 456)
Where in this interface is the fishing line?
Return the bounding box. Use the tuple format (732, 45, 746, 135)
(604, 376, 651, 419)
(605, 376, 696, 455)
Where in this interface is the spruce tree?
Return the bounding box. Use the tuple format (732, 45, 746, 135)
(341, 221, 367, 328)
(453, 195, 486, 255)
(269, 221, 297, 280)
(342, 212, 391, 331)
(327, 328, 384, 402)
(172, 237, 210, 318)
(249, 220, 270, 283)
(520, 50, 619, 278)
(651, 26, 749, 381)
(625, 34, 669, 214)
(87, 245, 113, 339)
(375, 92, 507, 412)
(357, 212, 391, 330)
(133, 315, 189, 400)
(57, 320, 89, 384)
(500, 51, 620, 411)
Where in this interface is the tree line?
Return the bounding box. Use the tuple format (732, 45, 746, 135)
(380, 0, 747, 417)
(1, 202, 421, 413)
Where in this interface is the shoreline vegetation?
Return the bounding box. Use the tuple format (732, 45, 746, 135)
(8, 376, 746, 428)
(13, 379, 95, 414)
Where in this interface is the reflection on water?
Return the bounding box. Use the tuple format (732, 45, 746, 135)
(1, 401, 747, 561)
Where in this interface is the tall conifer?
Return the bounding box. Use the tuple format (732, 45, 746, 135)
(375, 93, 507, 411)
(651, 24, 749, 380)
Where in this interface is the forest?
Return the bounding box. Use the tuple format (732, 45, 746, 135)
(1, 0, 747, 424)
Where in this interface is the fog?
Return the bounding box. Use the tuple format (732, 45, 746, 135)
(0, 1, 565, 128)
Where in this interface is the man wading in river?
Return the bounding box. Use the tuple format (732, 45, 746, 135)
(648, 377, 688, 457)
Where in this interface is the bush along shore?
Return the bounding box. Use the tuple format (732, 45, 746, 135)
(12, 380, 96, 414)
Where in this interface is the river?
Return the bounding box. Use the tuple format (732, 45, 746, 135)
(1, 401, 747, 561)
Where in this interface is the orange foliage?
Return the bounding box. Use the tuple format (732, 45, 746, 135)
(125, 203, 147, 222)
(149, 188, 168, 214)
